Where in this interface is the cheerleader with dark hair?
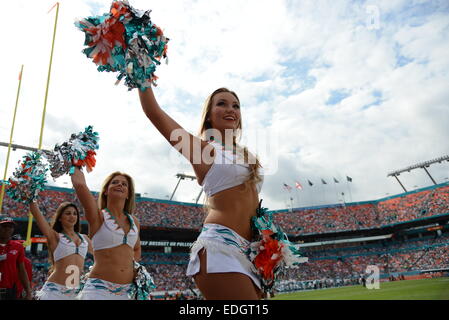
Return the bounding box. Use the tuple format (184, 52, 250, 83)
(31, 201, 92, 300)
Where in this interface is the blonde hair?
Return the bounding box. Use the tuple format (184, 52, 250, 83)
(198, 88, 262, 209)
(98, 172, 136, 214)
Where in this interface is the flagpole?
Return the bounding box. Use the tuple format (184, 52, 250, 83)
(283, 189, 289, 210)
(322, 181, 326, 205)
(346, 176, 353, 202)
(287, 190, 293, 212)
(307, 180, 313, 206)
(295, 187, 300, 208)
(0, 65, 24, 215)
(333, 178, 338, 204)
(25, 2, 60, 248)
(341, 192, 347, 217)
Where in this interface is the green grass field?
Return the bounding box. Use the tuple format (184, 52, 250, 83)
(271, 278, 449, 300)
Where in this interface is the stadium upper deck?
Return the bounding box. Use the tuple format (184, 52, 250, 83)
(2, 182, 448, 236)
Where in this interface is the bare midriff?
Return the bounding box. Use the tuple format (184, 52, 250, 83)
(203, 181, 259, 241)
(87, 245, 135, 284)
(47, 255, 85, 286)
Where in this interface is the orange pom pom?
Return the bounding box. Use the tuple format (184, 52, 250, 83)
(254, 235, 284, 281)
(73, 150, 97, 173)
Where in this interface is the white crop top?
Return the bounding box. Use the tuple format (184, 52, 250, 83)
(53, 233, 88, 262)
(201, 141, 264, 197)
(92, 208, 138, 251)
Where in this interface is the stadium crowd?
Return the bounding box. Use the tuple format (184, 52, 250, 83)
(376, 186, 449, 224)
(140, 252, 189, 265)
(135, 201, 203, 230)
(274, 204, 379, 235)
(275, 236, 449, 292)
(2, 184, 448, 298)
(21, 233, 448, 298)
(2, 185, 448, 235)
(2, 189, 85, 221)
(275, 185, 449, 235)
(304, 236, 449, 259)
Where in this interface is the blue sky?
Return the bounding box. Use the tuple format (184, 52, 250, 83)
(0, 0, 448, 210)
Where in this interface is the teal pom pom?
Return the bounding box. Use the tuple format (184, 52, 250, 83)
(75, 0, 169, 90)
(6, 151, 48, 204)
(44, 125, 100, 178)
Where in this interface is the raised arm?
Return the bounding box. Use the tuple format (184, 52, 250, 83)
(29, 201, 58, 246)
(138, 87, 214, 183)
(70, 167, 101, 237)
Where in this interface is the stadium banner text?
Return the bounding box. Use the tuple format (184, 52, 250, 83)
(141, 241, 193, 247)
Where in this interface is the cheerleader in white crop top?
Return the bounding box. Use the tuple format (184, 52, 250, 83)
(201, 140, 264, 197)
(91, 208, 139, 251)
(71, 168, 154, 300)
(53, 232, 89, 261)
(30, 201, 93, 300)
(139, 86, 265, 299)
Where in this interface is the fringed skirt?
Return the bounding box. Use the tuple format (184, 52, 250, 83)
(186, 223, 261, 289)
(36, 281, 80, 300)
(76, 278, 135, 300)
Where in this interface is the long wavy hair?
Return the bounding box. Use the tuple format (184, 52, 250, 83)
(98, 172, 136, 214)
(198, 88, 262, 209)
(47, 202, 80, 275)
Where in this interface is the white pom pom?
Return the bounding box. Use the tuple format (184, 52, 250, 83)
(127, 62, 133, 74)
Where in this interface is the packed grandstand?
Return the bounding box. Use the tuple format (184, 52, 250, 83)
(2, 182, 448, 299)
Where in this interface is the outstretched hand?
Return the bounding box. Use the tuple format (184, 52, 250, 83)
(70, 167, 86, 186)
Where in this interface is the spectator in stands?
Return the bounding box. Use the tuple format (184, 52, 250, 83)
(21, 231, 449, 297)
(138, 87, 265, 300)
(272, 185, 449, 236)
(71, 168, 146, 300)
(29, 201, 92, 299)
(0, 218, 32, 300)
(2, 182, 448, 235)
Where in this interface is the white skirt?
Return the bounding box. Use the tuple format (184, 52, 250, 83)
(36, 281, 80, 300)
(186, 223, 261, 289)
(76, 278, 135, 300)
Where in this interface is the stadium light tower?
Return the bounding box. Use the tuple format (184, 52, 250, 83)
(169, 173, 204, 204)
(387, 173, 408, 192)
(195, 189, 203, 204)
(387, 155, 449, 192)
(170, 173, 196, 201)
